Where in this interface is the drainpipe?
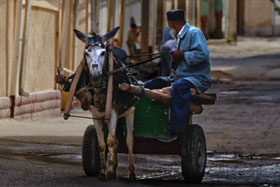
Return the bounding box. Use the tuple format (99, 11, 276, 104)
(118, 0, 125, 48)
(55, 0, 62, 89)
(90, 0, 100, 34)
(107, 0, 113, 33)
(10, 0, 23, 118)
(90, 0, 95, 33)
(71, 0, 79, 71)
(19, 0, 32, 96)
(60, 1, 70, 74)
(192, 0, 196, 26)
(224, 0, 229, 41)
(196, 0, 201, 28)
(272, 2, 275, 36)
(12, 0, 22, 96)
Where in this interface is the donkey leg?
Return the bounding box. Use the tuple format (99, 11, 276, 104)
(93, 119, 106, 181)
(125, 107, 136, 180)
(106, 109, 118, 180)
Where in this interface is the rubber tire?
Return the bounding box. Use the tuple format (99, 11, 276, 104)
(181, 124, 206, 183)
(82, 125, 100, 176)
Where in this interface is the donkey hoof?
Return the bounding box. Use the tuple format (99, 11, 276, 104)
(98, 173, 106, 181)
(106, 172, 116, 180)
(128, 173, 136, 181)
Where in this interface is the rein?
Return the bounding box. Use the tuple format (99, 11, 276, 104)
(126, 52, 168, 58)
(66, 47, 166, 121)
(66, 44, 110, 121)
(108, 52, 168, 75)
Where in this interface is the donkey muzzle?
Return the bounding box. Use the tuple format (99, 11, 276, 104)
(90, 71, 101, 81)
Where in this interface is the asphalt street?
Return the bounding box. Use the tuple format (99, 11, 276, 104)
(0, 37, 280, 186)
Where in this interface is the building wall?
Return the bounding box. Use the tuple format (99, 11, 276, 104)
(0, 0, 63, 119)
(243, 0, 273, 36)
(0, 1, 16, 97)
(122, 0, 141, 51)
(0, 1, 8, 97)
(24, 6, 58, 92)
(0, 0, 61, 97)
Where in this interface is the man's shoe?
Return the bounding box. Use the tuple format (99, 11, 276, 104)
(157, 130, 177, 142)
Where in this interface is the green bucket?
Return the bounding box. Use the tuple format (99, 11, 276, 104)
(133, 97, 169, 138)
(104, 97, 169, 139)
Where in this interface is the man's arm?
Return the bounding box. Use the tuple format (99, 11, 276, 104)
(171, 30, 209, 67)
(183, 30, 209, 66)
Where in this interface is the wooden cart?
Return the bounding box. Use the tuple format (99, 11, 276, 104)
(82, 83, 216, 183)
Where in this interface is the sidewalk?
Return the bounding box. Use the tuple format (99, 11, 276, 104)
(0, 109, 91, 145)
(208, 37, 280, 80)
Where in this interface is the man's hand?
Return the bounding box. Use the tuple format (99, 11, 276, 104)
(171, 50, 184, 61)
(171, 50, 184, 69)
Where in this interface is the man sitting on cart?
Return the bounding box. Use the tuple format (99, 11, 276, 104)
(145, 9, 211, 142)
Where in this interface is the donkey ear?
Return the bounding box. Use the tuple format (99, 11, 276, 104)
(101, 26, 120, 42)
(74, 29, 89, 43)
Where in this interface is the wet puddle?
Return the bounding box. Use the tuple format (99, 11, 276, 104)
(1, 140, 280, 185)
(47, 151, 280, 184)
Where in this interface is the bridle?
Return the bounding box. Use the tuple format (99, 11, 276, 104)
(83, 43, 109, 87)
(67, 47, 168, 121)
(86, 43, 106, 49)
(84, 41, 170, 76)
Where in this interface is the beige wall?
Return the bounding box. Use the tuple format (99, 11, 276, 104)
(24, 7, 58, 92)
(0, 1, 16, 97)
(0, 0, 92, 97)
(0, 0, 61, 96)
(244, 0, 273, 36)
(0, 1, 8, 97)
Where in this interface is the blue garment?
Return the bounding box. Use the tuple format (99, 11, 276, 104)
(145, 23, 211, 133)
(161, 27, 174, 47)
(160, 27, 177, 76)
(176, 23, 211, 94)
(160, 40, 177, 76)
(145, 77, 171, 90)
(144, 77, 194, 133)
(169, 79, 193, 132)
(161, 39, 177, 52)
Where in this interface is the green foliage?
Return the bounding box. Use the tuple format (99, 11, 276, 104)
(227, 37, 233, 44)
(273, 0, 280, 15)
(275, 7, 280, 15)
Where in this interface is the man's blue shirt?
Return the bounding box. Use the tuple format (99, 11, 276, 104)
(175, 23, 211, 94)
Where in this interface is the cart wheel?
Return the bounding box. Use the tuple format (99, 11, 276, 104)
(181, 124, 206, 183)
(82, 125, 100, 176)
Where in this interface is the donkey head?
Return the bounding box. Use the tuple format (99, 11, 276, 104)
(74, 27, 119, 81)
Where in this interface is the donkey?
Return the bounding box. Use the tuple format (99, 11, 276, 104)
(74, 27, 138, 180)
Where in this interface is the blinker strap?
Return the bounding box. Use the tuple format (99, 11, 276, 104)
(92, 43, 105, 48)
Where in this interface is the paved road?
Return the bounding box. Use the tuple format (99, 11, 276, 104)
(1, 81, 280, 186)
(1, 37, 280, 186)
(0, 136, 279, 186)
